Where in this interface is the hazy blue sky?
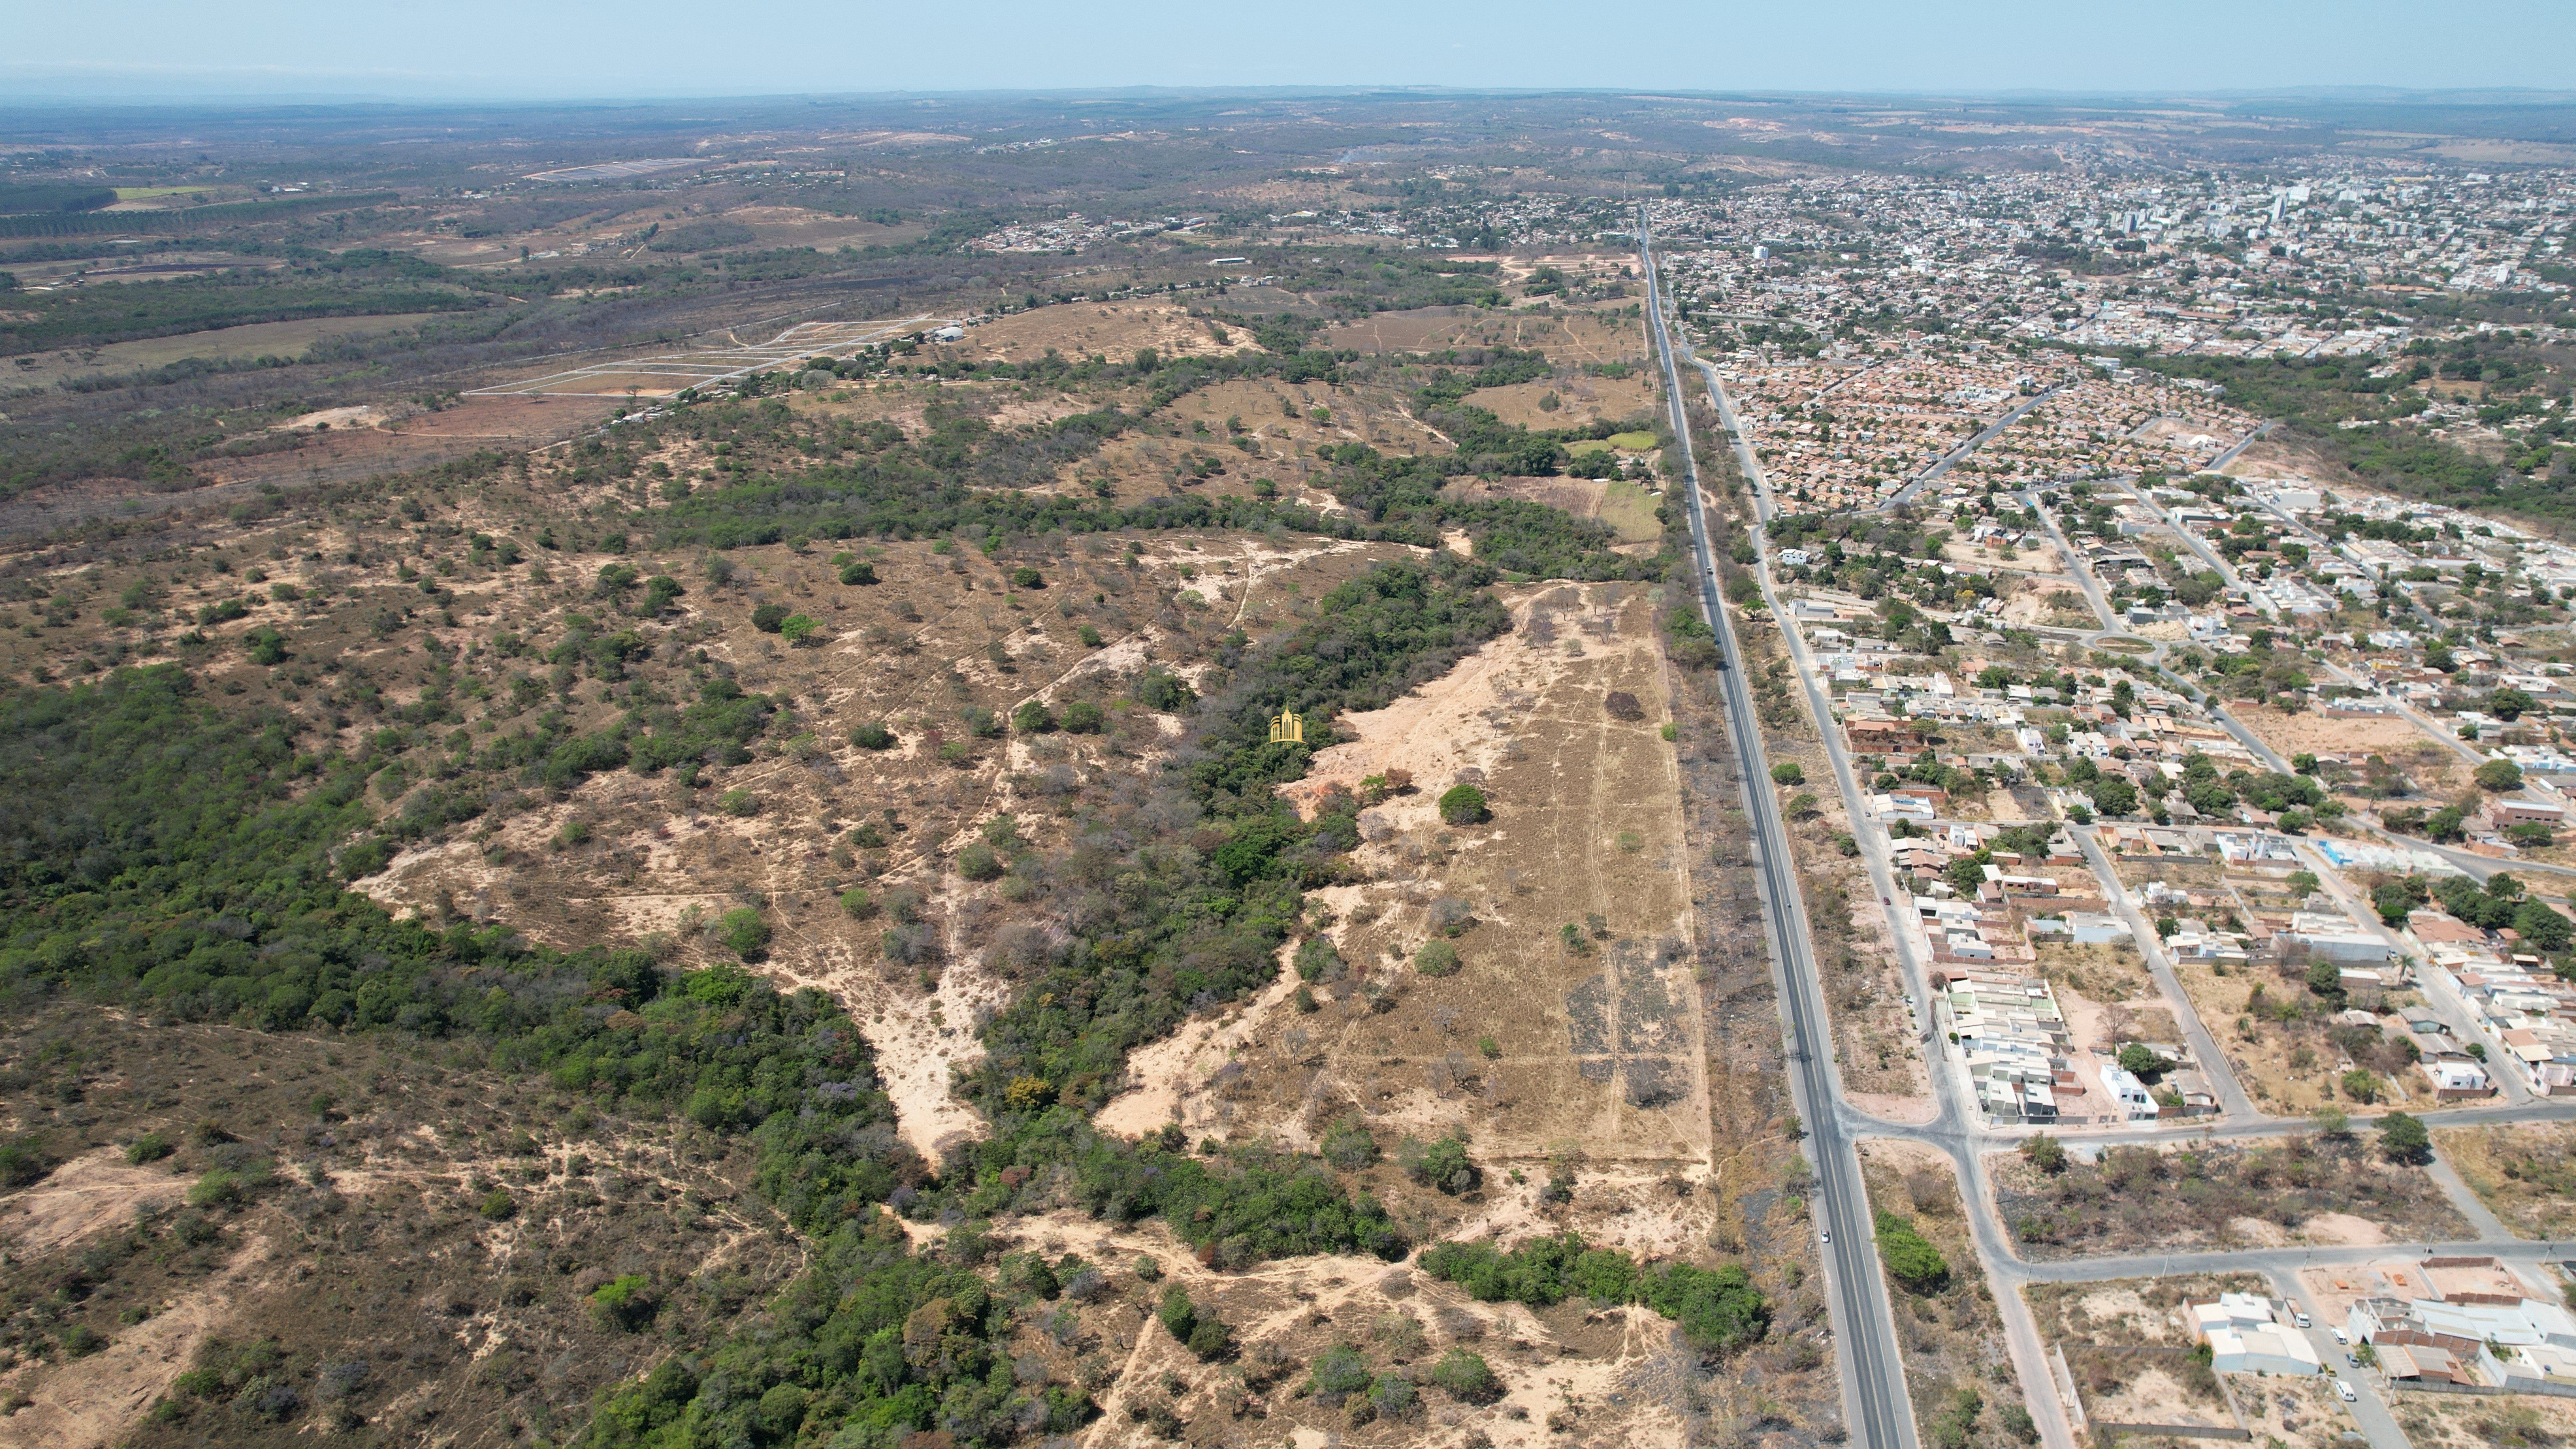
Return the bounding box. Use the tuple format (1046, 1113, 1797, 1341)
(6, 0, 2573, 101)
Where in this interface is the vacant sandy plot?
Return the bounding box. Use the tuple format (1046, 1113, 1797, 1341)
(1468, 372, 1661, 430)
(2222, 433, 2360, 493)
(944, 299, 1258, 367)
(1994, 1137, 2467, 1259)
(1446, 475, 1611, 517)
(2166, 954, 2455, 1115)
(2437, 1121, 2576, 1238)
(2072, 1352, 2236, 1432)
(1942, 537, 2064, 575)
(2025, 1274, 2361, 1446)
(1202, 583, 1715, 1175)
(2233, 1375, 2355, 1449)
(2027, 1273, 2270, 1349)
(2231, 704, 2467, 796)
(1323, 306, 1645, 363)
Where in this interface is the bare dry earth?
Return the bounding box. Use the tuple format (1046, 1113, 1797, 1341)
(1102, 583, 1714, 1205)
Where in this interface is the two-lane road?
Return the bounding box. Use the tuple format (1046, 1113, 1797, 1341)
(1642, 213, 1918, 1449)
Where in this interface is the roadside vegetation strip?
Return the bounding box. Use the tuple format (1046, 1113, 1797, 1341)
(1417, 1232, 1770, 1352)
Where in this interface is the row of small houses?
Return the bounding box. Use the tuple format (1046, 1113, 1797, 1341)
(2189, 1277, 2576, 1390)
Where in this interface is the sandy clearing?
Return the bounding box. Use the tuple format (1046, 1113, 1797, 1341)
(1094, 937, 1309, 1140)
(1285, 584, 1617, 823)
(0, 1148, 191, 1256)
(1943, 538, 2064, 575)
(2299, 1211, 2388, 1247)
(1846, 1091, 1940, 1125)
(2085, 1364, 2234, 1430)
(766, 934, 1014, 1163)
(2226, 1215, 2293, 1248)
(0, 1234, 271, 1449)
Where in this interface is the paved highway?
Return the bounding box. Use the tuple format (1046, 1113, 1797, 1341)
(1641, 215, 1919, 1449)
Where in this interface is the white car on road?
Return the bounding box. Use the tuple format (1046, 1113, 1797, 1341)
(2334, 1379, 2357, 1403)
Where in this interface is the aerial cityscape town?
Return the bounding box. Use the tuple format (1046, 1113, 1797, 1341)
(1, 67, 2575, 1449)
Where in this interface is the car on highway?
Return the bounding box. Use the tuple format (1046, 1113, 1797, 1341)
(1819, 1229, 1830, 1246)
(2335, 1379, 2357, 1403)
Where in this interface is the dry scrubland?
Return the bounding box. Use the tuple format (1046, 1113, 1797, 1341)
(0, 1007, 800, 1448)
(2396, 1387, 2576, 1449)
(1992, 1135, 2468, 1259)
(1322, 305, 1642, 363)
(2436, 1122, 2576, 1239)
(1110, 584, 1710, 1176)
(0, 290, 1860, 1445)
(2229, 704, 2470, 806)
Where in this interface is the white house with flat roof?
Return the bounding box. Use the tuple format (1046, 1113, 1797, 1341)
(2206, 1323, 2321, 1376)
(2100, 1063, 2157, 1120)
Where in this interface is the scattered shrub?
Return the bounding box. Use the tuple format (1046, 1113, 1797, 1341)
(1875, 1211, 1950, 1293)
(1320, 1116, 1378, 1171)
(1400, 1132, 1476, 1195)
(1134, 669, 1194, 712)
(716, 907, 770, 959)
(1306, 1343, 1373, 1405)
(957, 844, 1004, 881)
(1437, 782, 1489, 825)
(1430, 1349, 1502, 1403)
(590, 1274, 658, 1331)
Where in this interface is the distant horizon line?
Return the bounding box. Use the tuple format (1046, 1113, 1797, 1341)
(2, 77, 2575, 112)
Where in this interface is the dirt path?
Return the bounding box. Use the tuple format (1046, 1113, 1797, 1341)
(0, 1148, 190, 1258)
(0, 1235, 272, 1449)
